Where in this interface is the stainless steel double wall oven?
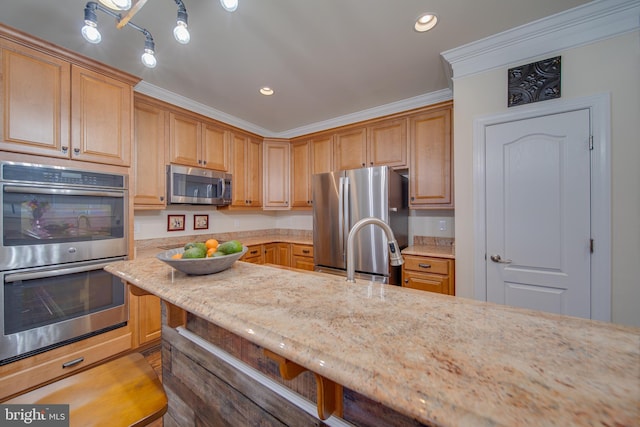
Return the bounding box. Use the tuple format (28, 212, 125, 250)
(0, 162, 129, 365)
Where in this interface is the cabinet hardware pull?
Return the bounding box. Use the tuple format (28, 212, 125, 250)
(404, 279, 409, 283)
(250, 250, 258, 255)
(160, 196, 164, 201)
(418, 263, 431, 269)
(62, 357, 84, 368)
(61, 146, 68, 153)
(302, 250, 310, 254)
(73, 148, 80, 154)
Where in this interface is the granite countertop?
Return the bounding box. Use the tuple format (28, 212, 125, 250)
(106, 258, 639, 426)
(402, 245, 455, 259)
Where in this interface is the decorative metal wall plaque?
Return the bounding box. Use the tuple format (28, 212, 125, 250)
(508, 56, 561, 107)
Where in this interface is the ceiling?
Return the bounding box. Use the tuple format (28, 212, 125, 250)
(0, 0, 591, 136)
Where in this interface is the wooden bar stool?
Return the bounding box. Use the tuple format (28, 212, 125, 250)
(6, 353, 167, 427)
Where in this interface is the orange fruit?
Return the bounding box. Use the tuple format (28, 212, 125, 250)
(206, 247, 216, 257)
(171, 253, 183, 259)
(205, 239, 219, 250)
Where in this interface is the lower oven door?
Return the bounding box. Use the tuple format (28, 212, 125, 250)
(0, 257, 128, 365)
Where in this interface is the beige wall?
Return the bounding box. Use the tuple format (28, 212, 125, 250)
(452, 31, 640, 326)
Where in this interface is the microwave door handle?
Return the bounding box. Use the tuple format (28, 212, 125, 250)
(3, 186, 124, 198)
(4, 260, 118, 283)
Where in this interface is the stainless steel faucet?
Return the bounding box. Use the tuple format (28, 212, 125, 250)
(346, 217, 403, 283)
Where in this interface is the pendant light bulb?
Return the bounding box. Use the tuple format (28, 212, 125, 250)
(81, 4, 101, 44)
(173, 21, 190, 44)
(141, 49, 157, 68)
(141, 34, 157, 68)
(220, 0, 238, 12)
(82, 21, 102, 44)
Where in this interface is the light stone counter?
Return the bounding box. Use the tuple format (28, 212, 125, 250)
(106, 257, 639, 426)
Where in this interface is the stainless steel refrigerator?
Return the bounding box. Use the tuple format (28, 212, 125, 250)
(312, 166, 408, 284)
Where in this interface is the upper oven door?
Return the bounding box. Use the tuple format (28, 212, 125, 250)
(1, 184, 128, 270)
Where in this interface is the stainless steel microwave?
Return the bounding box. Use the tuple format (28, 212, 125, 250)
(167, 165, 232, 205)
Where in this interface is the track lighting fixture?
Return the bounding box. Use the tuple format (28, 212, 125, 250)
(82, 0, 235, 67)
(81, 0, 189, 68)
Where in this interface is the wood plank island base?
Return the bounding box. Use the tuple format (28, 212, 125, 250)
(105, 258, 640, 427)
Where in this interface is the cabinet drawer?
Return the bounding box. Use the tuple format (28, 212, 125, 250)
(291, 244, 313, 258)
(241, 244, 264, 264)
(0, 328, 132, 401)
(291, 256, 315, 271)
(402, 272, 450, 295)
(403, 255, 450, 275)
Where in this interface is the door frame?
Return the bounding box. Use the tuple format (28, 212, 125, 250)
(472, 93, 611, 321)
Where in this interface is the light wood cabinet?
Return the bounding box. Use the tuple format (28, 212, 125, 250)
(334, 127, 367, 170)
(0, 37, 136, 166)
(264, 242, 291, 266)
(241, 244, 264, 264)
(409, 105, 453, 208)
(402, 255, 455, 295)
(290, 133, 333, 210)
(169, 111, 230, 171)
(0, 326, 132, 401)
(333, 119, 407, 171)
(231, 132, 262, 208)
(0, 38, 70, 158)
(368, 117, 407, 169)
(291, 244, 314, 271)
(71, 65, 133, 166)
(132, 293, 161, 347)
(312, 135, 334, 174)
(133, 95, 167, 209)
(201, 121, 230, 171)
(263, 139, 290, 209)
(290, 140, 312, 208)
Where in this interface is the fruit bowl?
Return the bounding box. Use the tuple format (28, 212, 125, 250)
(156, 246, 248, 275)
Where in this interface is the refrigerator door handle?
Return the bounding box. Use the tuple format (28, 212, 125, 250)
(338, 176, 345, 251)
(343, 176, 350, 260)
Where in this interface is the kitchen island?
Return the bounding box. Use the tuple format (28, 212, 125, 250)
(105, 257, 639, 426)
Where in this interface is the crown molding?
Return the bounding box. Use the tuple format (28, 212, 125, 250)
(135, 82, 452, 139)
(134, 81, 272, 136)
(275, 89, 453, 139)
(441, 0, 640, 81)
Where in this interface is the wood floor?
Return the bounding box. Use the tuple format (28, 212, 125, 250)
(141, 345, 163, 427)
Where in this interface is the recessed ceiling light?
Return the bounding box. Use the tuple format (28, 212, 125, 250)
(260, 87, 274, 96)
(414, 13, 438, 32)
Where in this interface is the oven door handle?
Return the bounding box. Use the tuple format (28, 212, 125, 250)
(4, 260, 120, 283)
(3, 186, 124, 198)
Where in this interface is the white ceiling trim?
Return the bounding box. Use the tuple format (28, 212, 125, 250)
(134, 81, 271, 136)
(441, 0, 640, 81)
(135, 81, 452, 139)
(275, 89, 453, 139)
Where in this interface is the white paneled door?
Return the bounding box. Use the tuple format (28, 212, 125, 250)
(485, 109, 591, 318)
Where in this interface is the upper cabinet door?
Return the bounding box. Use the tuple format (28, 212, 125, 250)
(0, 39, 70, 158)
(290, 140, 312, 208)
(367, 118, 407, 169)
(263, 139, 290, 209)
(133, 99, 167, 208)
(201, 121, 229, 172)
(312, 135, 333, 175)
(334, 128, 366, 170)
(409, 106, 453, 208)
(71, 65, 132, 166)
(168, 111, 201, 167)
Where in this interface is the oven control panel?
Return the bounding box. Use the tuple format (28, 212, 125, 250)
(1, 163, 127, 189)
